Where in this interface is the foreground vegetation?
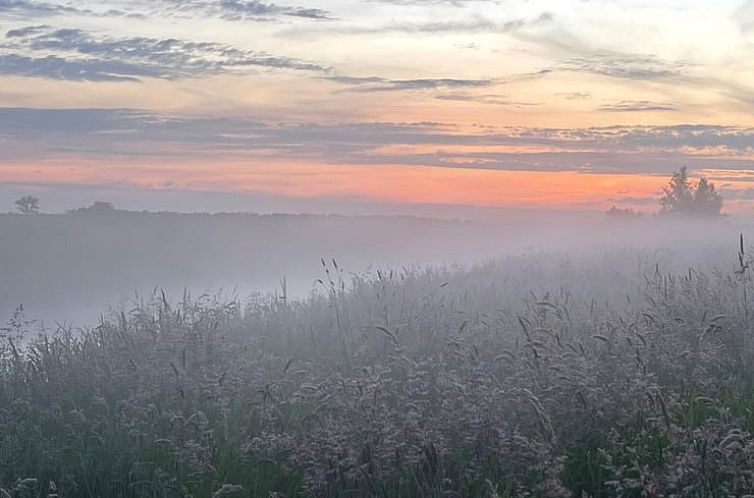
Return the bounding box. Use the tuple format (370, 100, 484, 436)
(4, 242, 754, 497)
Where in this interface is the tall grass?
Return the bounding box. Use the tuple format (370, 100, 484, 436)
(3, 245, 754, 497)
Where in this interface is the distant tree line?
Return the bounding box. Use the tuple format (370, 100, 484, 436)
(605, 206, 643, 218)
(11, 198, 118, 215)
(14, 168, 727, 220)
(68, 201, 116, 214)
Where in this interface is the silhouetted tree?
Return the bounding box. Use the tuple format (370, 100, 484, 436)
(660, 167, 693, 215)
(14, 195, 39, 215)
(691, 177, 724, 217)
(660, 167, 723, 217)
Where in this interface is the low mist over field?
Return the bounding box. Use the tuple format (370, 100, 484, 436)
(4, 0, 754, 496)
(2, 203, 751, 326)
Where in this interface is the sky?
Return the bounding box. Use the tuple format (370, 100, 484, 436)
(1, 0, 754, 214)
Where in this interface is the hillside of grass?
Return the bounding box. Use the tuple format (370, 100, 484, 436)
(4, 244, 754, 497)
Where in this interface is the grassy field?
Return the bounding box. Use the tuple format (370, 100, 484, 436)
(3, 240, 754, 497)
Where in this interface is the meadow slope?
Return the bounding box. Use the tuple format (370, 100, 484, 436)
(4, 239, 754, 497)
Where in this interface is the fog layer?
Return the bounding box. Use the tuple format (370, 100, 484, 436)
(1, 209, 750, 327)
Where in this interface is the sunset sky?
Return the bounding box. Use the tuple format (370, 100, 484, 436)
(1, 0, 754, 214)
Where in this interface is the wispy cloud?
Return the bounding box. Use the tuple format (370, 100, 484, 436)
(737, 0, 754, 33)
(556, 92, 591, 100)
(0, 54, 159, 81)
(0, 0, 83, 17)
(435, 93, 541, 107)
(556, 52, 690, 81)
(5, 24, 49, 37)
(0, 26, 329, 81)
(0, 0, 332, 21)
(376, 12, 553, 34)
(327, 75, 495, 92)
(0, 0, 145, 19)
(160, 0, 334, 21)
(284, 11, 553, 37)
(599, 100, 676, 112)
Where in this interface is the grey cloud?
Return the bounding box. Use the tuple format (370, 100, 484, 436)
(0, 0, 332, 21)
(209, 0, 332, 20)
(599, 100, 676, 112)
(286, 8, 331, 19)
(216, 0, 292, 15)
(602, 125, 754, 151)
(6, 24, 49, 37)
(326, 75, 388, 85)
(378, 14, 550, 33)
(0, 54, 155, 81)
(0, 0, 145, 19)
(344, 150, 754, 176)
(2, 108, 754, 176)
(157, 0, 334, 21)
(435, 93, 541, 106)
(0, 26, 329, 81)
(327, 75, 495, 92)
(0, 108, 159, 134)
(0, 0, 82, 16)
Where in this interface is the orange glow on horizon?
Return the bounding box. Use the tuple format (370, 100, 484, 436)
(0, 159, 676, 211)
